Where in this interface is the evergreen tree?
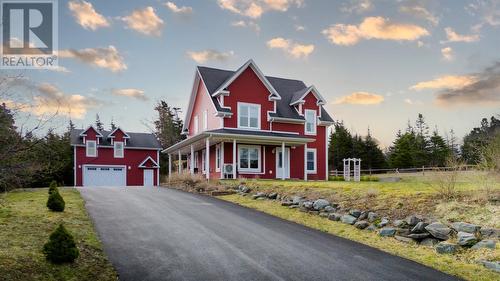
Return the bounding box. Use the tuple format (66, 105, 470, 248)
(43, 224, 79, 263)
(110, 117, 117, 131)
(413, 113, 430, 167)
(388, 131, 417, 168)
(95, 114, 104, 131)
(154, 101, 185, 175)
(328, 121, 353, 170)
(429, 128, 451, 166)
(363, 128, 387, 169)
(462, 116, 500, 164)
(446, 129, 459, 158)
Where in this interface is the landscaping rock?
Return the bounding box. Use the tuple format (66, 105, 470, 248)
(313, 199, 330, 210)
(425, 222, 452, 240)
(252, 192, 266, 199)
(256, 197, 266, 200)
(367, 212, 378, 223)
(411, 222, 428, 233)
(377, 218, 390, 228)
(366, 225, 377, 231)
(451, 222, 480, 234)
(407, 233, 430, 240)
(471, 240, 496, 250)
(239, 185, 251, 193)
(281, 201, 293, 206)
(341, 214, 357, 225)
(267, 192, 278, 199)
(358, 211, 368, 220)
(396, 229, 411, 236)
(420, 238, 439, 247)
(379, 228, 396, 237)
(395, 235, 413, 243)
(330, 203, 339, 209)
(406, 215, 422, 227)
(300, 201, 313, 210)
(291, 196, 303, 205)
(479, 261, 500, 273)
(480, 228, 500, 239)
(349, 209, 361, 218)
(323, 206, 335, 213)
(393, 220, 408, 228)
(289, 205, 299, 209)
(319, 212, 329, 218)
(328, 213, 342, 221)
(308, 210, 319, 215)
(457, 231, 478, 247)
(354, 220, 369, 229)
(435, 242, 459, 254)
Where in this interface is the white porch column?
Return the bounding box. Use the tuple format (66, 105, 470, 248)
(190, 145, 194, 175)
(205, 138, 210, 179)
(232, 139, 237, 179)
(281, 141, 285, 180)
(220, 141, 224, 179)
(178, 150, 181, 173)
(304, 143, 308, 181)
(168, 154, 172, 182)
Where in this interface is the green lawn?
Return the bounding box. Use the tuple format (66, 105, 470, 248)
(220, 194, 500, 281)
(0, 188, 117, 281)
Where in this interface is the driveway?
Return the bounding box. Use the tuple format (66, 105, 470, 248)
(80, 187, 460, 281)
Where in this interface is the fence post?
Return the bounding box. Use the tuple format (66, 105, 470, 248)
(422, 166, 425, 176)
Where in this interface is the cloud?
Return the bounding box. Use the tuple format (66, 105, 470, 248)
(443, 27, 480, 43)
(333, 91, 384, 105)
(266, 37, 314, 59)
(231, 20, 260, 33)
(121, 7, 164, 36)
(294, 24, 305, 31)
(217, 0, 303, 19)
(410, 75, 478, 91)
(58, 46, 127, 72)
(466, 0, 500, 30)
(399, 5, 439, 26)
(322, 17, 429, 46)
(404, 98, 423, 105)
(341, 0, 373, 14)
(434, 62, 500, 107)
(164, 2, 193, 15)
(441, 47, 454, 61)
(68, 0, 110, 30)
(111, 88, 148, 101)
(186, 49, 234, 63)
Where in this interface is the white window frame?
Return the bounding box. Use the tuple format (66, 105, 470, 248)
(114, 141, 124, 158)
(215, 144, 221, 172)
(305, 109, 317, 135)
(306, 148, 317, 174)
(194, 115, 199, 134)
(201, 149, 206, 174)
(86, 140, 97, 157)
(237, 102, 261, 130)
(238, 145, 261, 173)
(203, 110, 208, 130)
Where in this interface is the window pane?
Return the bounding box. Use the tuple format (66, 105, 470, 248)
(249, 149, 258, 168)
(240, 105, 249, 117)
(240, 115, 248, 127)
(239, 148, 248, 168)
(307, 161, 314, 171)
(249, 116, 258, 128)
(278, 152, 282, 168)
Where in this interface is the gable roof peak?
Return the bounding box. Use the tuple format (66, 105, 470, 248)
(108, 127, 131, 138)
(79, 125, 103, 137)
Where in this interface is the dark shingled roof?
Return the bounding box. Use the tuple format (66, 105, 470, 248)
(70, 129, 162, 149)
(197, 66, 334, 122)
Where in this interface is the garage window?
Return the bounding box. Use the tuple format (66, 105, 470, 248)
(86, 140, 97, 157)
(114, 142, 124, 158)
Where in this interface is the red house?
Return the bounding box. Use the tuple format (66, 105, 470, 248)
(163, 60, 334, 180)
(71, 126, 162, 186)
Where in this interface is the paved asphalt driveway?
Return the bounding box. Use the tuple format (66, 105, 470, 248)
(80, 187, 460, 281)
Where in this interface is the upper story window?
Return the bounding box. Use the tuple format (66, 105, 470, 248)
(203, 110, 208, 130)
(114, 142, 124, 158)
(305, 109, 317, 135)
(193, 115, 199, 134)
(86, 140, 97, 157)
(306, 148, 317, 173)
(238, 102, 260, 130)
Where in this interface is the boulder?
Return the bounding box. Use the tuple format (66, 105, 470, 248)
(379, 228, 396, 237)
(354, 220, 369, 229)
(239, 185, 251, 193)
(313, 199, 330, 210)
(471, 240, 496, 250)
(451, 222, 480, 234)
(480, 228, 500, 239)
(367, 212, 378, 223)
(425, 222, 451, 240)
(377, 218, 390, 228)
(319, 212, 329, 218)
(349, 209, 361, 218)
(435, 242, 459, 254)
(457, 231, 478, 247)
(256, 197, 266, 200)
(300, 201, 313, 210)
(252, 192, 266, 199)
(358, 211, 368, 220)
(267, 192, 278, 199)
(330, 203, 339, 209)
(395, 235, 413, 243)
(289, 205, 299, 209)
(420, 238, 440, 247)
(366, 225, 377, 231)
(396, 229, 411, 236)
(341, 214, 357, 225)
(291, 196, 303, 205)
(407, 233, 430, 240)
(479, 261, 500, 273)
(328, 213, 342, 221)
(393, 220, 408, 228)
(323, 206, 336, 213)
(406, 215, 422, 226)
(411, 222, 428, 233)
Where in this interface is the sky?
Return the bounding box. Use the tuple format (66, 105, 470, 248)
(2, 0, 500, 148)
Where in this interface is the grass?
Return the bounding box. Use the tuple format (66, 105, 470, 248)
(0, 188, 117, 281)
(220, 194, 500, 281)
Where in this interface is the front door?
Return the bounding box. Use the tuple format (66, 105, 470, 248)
(276, 147, 290, 179)
(143, 169, 154, 186)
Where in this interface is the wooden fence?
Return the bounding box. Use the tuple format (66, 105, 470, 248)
(329, 165, 478, 177)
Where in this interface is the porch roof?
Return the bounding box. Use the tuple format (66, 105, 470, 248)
(162, 128, 314, 154)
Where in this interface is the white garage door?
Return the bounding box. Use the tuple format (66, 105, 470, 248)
(83, 166, 126, 187)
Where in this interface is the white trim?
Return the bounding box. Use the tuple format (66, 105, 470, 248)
(194, 115, 199, 134)
(114, 141, 124, 158)
(107, 127, 131, 139)
(304, 143, 308, 181)
(289, 85, 326, 106)
(232, 139, 237, 178)
(305, 109, 317, 136)
(72, 144, 161, 151)
(219, 127, 299, 135)
(86, 140, 97, 157)
(203, 110, 208, 130)
(206, 138, 210, 179)
(79, 125, 103, 137)
(143, 169, 155, 186)
(237, 102, 261, 130)
(268, 115, 306, 124)
(306, 148, 317, 174)
(325, 127, 329, 181)
(157, 150, 160, 185)
(238, 144, 261, 173)
(220, 142, 224, 178)
(276, 146, 290, 179)
(138, 156, 160, 168)
(201, 149, 206, 174)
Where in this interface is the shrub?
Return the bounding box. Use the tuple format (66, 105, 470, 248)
(329, 176, 345, 181)
(43, 224, 79, 263)
(169, 173, 209, 192)
(47, 189, 65, 212)
(48, 180, 58, 194)
(361, 176, 379, 182)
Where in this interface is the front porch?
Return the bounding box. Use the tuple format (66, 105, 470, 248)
(163, 129, 322, 181)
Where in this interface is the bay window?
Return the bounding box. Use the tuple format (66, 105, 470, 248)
(238, 145, 260, 172)
(238, 102, 260, 129)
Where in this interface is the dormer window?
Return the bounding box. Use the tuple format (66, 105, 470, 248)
(86, 140, 97, 157)
(114, 142, 124, 158)
(238, 102, 260, 130)
(305, 109, 317, 135)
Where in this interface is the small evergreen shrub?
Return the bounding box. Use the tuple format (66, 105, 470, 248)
(47, 190, 65, 212)
(43, 224, 79, 263)
(48, 180, 58, 194)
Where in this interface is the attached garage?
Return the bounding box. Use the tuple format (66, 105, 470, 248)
(83, 165, 126, 187)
